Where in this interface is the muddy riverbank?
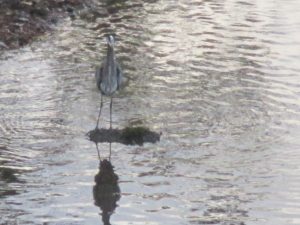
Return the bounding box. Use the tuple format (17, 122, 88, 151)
(0, 0, 87, 49)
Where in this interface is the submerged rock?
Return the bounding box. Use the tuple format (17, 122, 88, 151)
(88, 126, 161, 146)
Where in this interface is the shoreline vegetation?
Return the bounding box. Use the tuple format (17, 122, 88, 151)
(0, 0, 86, 50)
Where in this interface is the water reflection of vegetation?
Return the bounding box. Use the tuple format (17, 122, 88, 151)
(0, 167, 19, 183)
(0, 167, 21, 198)
(105, 0, 129, 6)
(93, 144, 121, 225)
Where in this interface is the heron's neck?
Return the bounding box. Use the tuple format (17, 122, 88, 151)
(107, 44, 115, 63)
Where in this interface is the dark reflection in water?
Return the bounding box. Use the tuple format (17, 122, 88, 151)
(0, 167, 21, 198)
(92, 139, 120, 225)
(93, 158, 121, 225)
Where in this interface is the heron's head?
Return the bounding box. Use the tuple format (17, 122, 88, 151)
(106, 35, 115, 48)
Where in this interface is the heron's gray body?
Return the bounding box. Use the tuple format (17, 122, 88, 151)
(95, 36, 122, 96)
(95, 35, 123, 130)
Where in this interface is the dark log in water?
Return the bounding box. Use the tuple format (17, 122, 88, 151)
(87, 127, 161, 146)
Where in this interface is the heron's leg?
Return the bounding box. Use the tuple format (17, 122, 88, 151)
(109, 142, 112, 161)
(109, 97, 113, 161)
(95, 142, 101, 161)
(110, 97, 113, 130)
(96, 94, 103, 129)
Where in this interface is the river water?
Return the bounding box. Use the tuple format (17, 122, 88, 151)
(1, 0, 300, 224)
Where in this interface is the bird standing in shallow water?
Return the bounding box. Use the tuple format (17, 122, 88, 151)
(95, 35, 123, 130)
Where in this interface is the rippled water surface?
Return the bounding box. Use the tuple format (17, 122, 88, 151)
(1, 0, 300, 224)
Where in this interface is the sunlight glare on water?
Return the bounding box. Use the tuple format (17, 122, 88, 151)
(1, 0, 300, 224)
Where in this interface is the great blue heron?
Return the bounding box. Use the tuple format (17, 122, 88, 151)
(95, 35, 123, 130)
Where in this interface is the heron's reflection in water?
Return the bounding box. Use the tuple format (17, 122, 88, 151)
(93, 142, 121, 225)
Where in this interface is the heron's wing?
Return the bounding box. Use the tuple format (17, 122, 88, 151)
(116, 63, 123, 90)
(95, 64, 103, 90)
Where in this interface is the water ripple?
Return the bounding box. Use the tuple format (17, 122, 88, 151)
(1, 0, 300, 224)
